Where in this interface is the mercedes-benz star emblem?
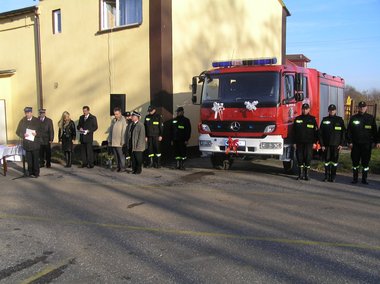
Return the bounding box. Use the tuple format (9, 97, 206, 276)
(230, 121, 240, 131)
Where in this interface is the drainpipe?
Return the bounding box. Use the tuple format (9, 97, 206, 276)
(34, 7, 43, 109)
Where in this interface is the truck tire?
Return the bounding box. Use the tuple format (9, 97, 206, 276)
(211, 153, 233, 170)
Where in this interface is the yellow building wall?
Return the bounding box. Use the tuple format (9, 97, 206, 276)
(38, 0, 151, 144)
(0, 12, 38, 142)
(172, 0, 285, 145)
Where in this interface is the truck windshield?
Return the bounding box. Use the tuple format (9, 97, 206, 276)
(202, 72, 280, 107)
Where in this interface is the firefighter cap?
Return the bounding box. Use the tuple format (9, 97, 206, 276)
(39, 108, 46, 114)
(147, 105, 156, 112)
(328, 104, 336, 111)
(302, 103, 310, 109)
(358, 101, 367, 107)
(131, 110, 141, 117)
(122, 111, 131, 117)
(176, 106, 184, 112)
(24, 107, 32, 113)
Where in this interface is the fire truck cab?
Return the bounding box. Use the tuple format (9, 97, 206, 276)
(191, 55, 345, 172)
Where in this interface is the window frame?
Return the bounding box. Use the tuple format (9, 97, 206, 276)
(100, 0, 143, 31)
(52, 9, 62, 34)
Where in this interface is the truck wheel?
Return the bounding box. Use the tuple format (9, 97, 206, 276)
(211, 153, 233, 170)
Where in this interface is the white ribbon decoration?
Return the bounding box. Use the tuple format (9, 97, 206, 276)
(244, 101, 259, 111)
(212, 102, 225, 119)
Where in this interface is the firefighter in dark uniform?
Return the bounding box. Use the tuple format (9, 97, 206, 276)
(171, 107, 191, 170)
(292, 103, 318, 180)
(144, 106, 164, 168)
(347, 101, 378, 184)
(319, 104, 345, 182)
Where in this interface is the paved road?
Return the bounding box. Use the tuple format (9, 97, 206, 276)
(1, 158, 379, 283)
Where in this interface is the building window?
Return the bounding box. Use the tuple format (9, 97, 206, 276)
(101, 0, 142, 30)
(53, 9, 62, 34)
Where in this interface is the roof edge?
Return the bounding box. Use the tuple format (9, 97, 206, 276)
(0, 6, 37, 19)
(278, 0, 291, 16)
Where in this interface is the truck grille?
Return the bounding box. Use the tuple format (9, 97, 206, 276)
(205, 121, 275, 133)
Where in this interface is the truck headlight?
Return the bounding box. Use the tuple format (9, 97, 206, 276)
(264, 125, 276, 133)
(201, 124, 211, 132)
(260, 142, 282, 149)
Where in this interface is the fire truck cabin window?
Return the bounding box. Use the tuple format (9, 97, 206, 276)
(284, 75, 294, 100)
(202, 72, 280, 107)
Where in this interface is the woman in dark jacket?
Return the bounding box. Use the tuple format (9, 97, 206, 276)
(58, 111, 76, 167)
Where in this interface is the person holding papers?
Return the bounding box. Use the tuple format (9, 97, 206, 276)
(77, 106, 98, 168)
(16, 107, 42, 178)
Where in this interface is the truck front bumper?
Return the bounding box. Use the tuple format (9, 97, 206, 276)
(199, 134, 285, 156)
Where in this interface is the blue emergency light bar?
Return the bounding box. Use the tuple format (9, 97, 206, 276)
(212, 57, 277, 68)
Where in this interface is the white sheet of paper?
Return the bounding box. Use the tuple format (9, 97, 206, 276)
(25, 128, 35, 142)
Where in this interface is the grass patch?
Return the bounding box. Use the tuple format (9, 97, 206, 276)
(312, 148, 380, 174)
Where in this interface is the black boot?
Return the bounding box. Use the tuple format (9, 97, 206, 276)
(67, 152, 72, 167)
(362, 170, 369, 184)
(179, 159, 185, 170)
(154, 156, 161, 168)
(323, 165, 330, 182)
(146, 157, 154, 168)
(297, 166, 303, 180)
(330, 165, 337, 182)
(303, 167, 310, 181)
(351, 168, 359, 184)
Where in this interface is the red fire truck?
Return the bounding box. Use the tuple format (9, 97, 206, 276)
(191, 55, 345, 172)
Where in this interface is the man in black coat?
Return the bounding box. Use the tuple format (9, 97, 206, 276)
(171, 107, 191, 170)
(77, 106, 98, 168)
(16, 107, 42, 178)
(319, 104, 346, 182)
(347, 101, 378, 184)
(38, 108, 54, 168)
(292, 103, 318, 180)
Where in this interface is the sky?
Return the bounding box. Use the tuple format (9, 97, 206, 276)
(285, 0, 380, 92)
(1, 0, 379, 92)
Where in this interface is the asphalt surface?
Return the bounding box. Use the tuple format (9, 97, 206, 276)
(0, 158, 379, 283)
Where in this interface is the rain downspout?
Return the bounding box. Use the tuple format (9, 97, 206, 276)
(34, 7, 43, 108)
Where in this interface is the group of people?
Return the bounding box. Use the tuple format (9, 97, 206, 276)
(293, 101, 380, 184)
(16, 105, 191, 177)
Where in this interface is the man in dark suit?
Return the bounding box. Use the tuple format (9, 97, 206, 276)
(77, 106, 98, 168)
(16, 107, 42, 178)
(38, 108, 54, 168)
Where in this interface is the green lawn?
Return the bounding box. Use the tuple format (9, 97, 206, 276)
(312, 148, 380, 174)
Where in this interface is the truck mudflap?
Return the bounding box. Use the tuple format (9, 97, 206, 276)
(198, 134, 285, 156)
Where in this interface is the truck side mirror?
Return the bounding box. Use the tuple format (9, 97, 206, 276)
(295, 93, 304, 101)
(294, 73, 304, 101)
(191, 76, 198, 95)
(295, 73, 303, 93)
